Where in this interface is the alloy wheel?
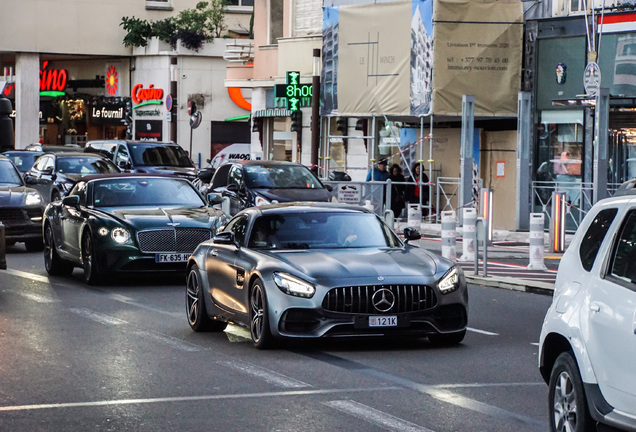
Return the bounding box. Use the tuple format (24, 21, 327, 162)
(250, 284, 265, 342)
(186, 269, 200, 326)
(553, 370, 577, 432)
(44, 226, 54, 271)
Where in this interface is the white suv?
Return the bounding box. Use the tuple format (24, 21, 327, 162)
(539, 182, 636, 432)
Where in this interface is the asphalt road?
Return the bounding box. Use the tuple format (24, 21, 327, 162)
(0, 244, 554, 432)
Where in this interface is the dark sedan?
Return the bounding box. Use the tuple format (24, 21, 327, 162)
(43, 174, 229, 284)
(2, 150, 43, 176)
(25, 152, 119, 203)
(208, 161, 331, 215)
(0, 156, 45, 251)
(186, 203, 468, 349)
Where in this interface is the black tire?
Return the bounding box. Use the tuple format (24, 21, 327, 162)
(428, 329, 466, 346)
(548, 352, 594, 432)
(82, 231, 102, 285)
(25, 238, 44, 252)
(249, 278, 275, 349)
(43, 224, 73, 276)
(186, 265, 227, 332)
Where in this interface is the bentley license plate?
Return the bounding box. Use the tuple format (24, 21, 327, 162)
(155, 253, 190, 263)
(369, 316, 397, 327)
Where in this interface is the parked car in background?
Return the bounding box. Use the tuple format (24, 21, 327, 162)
(539, 180, 636, 432)
(2, 150, 43, 176)
(0, 155, 45, 251)
(84, 140, 197, 182)
(24, 152, 119, 203)
(207, 161, 331, 216)
(25, 143, 82, 153)
(209, 143, 251, 168)
(43, 173, 229, 284)
(186, 203, 468, 349)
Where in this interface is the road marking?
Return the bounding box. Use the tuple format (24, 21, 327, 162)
(432, 382, 543, 389)
(2, 268, 51, 283)
(10, 290, 58, 303)
(68, 308, 128, 326)
(324, 399, 435, 432)
(218, 360, 311, 388)
(0, 387, 401, 412)
(134, 330, 201, 352)
(107, 293, 181, 318)
(467, 327, 499, 336)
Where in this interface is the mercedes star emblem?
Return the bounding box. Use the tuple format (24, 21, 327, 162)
(371, 288, 395, 313)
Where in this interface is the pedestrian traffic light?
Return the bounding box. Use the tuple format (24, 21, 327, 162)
(337, 117, 347, 133)
(290, 110, 302, 132)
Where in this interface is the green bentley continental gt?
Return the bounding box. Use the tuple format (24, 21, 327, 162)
(43, 173, 229, 284)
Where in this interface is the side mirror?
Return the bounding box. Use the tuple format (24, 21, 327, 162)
(213, 231, 236, 245)
(207, 193, 224, 205)
(62, 195, 80, 208)
(403, 227, 422, 243)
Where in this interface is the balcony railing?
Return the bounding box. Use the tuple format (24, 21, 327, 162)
(224, 42, 254, 63)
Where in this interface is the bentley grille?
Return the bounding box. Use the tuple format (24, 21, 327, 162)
(137, 228, 211, 253)
(322, 285, 437, 314)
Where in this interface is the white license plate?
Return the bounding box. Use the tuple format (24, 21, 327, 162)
(369, 316, 397, 327)
(155, 253, 190, 263)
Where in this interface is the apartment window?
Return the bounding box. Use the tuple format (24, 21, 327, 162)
(269, 0, 284, 44)
(146, 0, 173, 11)
(227, 0, 254, 6)
(294, 0, 322, 37)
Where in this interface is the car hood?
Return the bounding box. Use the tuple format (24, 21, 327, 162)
(253, 187, 330, 203)
(101, 206, 220, 231)
(135, 166, 197, 178)
(0, 185, 38, 206)
(271, 247, 438, 279)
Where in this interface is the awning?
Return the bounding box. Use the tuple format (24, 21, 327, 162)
(253, 108, 291, 118)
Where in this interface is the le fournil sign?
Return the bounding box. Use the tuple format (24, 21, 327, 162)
(89, 102, 126, 125)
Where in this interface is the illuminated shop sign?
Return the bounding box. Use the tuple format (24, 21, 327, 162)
(40, 61, 67, 97)
(132, 84, 164, 109)
(274, 71, 312, 111)
(89, 101, 126, 125)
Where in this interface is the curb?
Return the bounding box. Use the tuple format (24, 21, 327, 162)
(465, 274, 555, 296)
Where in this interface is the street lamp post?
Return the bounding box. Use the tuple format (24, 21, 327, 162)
(311, 48, 321, 174)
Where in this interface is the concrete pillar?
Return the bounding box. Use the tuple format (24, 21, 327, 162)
(15, 53, 40, 148)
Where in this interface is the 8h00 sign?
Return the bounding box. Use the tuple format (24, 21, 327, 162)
(274, 71, 313, 111)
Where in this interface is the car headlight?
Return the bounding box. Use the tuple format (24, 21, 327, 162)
(274, 272, 315, 298)
(98, 227, 109, 236)
(25, 192, 42, 206)
(254, 195, 270, 206)
(111, 227, 131, 244)
(437, 266, 460, 294)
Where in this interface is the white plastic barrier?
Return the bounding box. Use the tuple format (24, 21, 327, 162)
(528, 213, 547, 270)
(459, 207, 477, 262)
(441, 210, 457, 262)
(407, 204, 422, 228)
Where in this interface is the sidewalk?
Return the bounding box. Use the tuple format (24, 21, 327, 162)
(396, 221, 570, 296)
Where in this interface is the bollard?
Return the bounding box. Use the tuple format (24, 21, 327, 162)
(528, 213, 547, 270)
(480, 188, 494, 242)
(474, 217, 489, 276)
(407, 204, 422, 228)
(441, 210, 457, 262)
(550, 191, 566, 253)
(0, 222, 6, 270)
(458, 207, 477, 262)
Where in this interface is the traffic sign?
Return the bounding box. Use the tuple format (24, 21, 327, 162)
(584, 62, 601, 96)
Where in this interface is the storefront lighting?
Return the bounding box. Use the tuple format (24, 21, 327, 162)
(224, 114, 251, 121)
(40, 90, 65, 97)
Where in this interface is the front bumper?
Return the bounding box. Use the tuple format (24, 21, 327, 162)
(93, 243, 189, 273)
(1, 206, 44, 242)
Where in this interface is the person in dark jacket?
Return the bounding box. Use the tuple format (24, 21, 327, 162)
(406, 162, 429, 214)
(388, 163, 406, 219)
(366, 158, 389, 182)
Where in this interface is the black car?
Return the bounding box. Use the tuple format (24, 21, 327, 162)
(0, 155, 45, 251)
(24, 152, 119, 203)
(2, 150, 43, 176)
(186, 203, 468, 349)
(43, 173, 229, 284)
(208, 161, 331, 215)
(84, 140, 198, 182)
(24, 143, 82, 153)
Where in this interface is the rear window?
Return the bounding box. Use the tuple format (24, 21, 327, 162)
(579, 208, 618, 272)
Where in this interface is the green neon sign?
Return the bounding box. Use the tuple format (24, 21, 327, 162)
(274, 71, 312, 112)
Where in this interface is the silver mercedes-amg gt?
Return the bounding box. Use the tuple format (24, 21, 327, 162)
(186, 202, 468, 349)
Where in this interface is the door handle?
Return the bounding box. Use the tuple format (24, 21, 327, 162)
(590, 302, 601, 313)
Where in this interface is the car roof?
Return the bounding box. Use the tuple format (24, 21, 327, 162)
(235, 160, 310, 168)
(244, 202, 371, 215)
(43, 152, 111, 158)
(2, 150, 44, 155)
(87, 140, 179, 147)
(613, 179, 636, 197)
(78, 172, 194, 182)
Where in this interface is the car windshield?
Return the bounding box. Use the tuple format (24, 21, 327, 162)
(57, 157, 119, 175)
(247, 212, 401, 250)
(92, 177, 205, 207)
(244, 165, 323, 189)
(0, 160, 24, 186)
(4, 153, 39, 173)
(129, 144, 193, 168)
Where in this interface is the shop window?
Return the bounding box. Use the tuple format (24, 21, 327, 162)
(146, 0, 172, 11)
(536, 110, 584, 184)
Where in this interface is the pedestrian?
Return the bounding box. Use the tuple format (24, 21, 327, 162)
(406, 162, 430, 215)
(388, 163, 406, 219)
(366, 158, 389, 182)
